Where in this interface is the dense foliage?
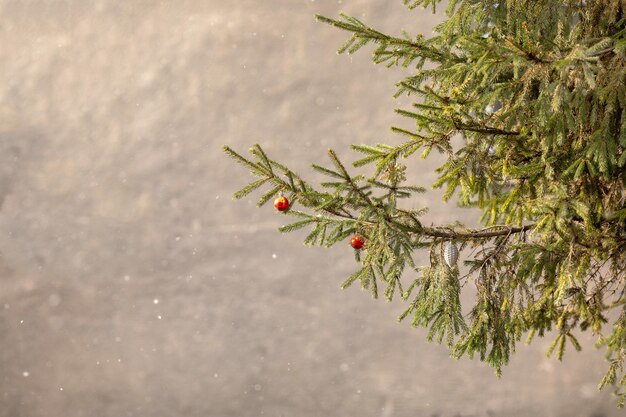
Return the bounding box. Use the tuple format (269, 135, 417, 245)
(225, 0, 626, 405)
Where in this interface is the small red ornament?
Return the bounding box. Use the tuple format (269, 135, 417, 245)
(350, 235, 365, 250)
(273, 195, 289, 212)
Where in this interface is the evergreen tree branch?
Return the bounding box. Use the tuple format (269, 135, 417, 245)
(315, 13, 457, 64)
(226, 1, 626, 405)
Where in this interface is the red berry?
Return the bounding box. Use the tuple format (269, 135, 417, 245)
(273, 196, 289, 211)
(350, 235, 364, 250)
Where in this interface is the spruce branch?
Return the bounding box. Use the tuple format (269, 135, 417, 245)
(226, 1, 626, 405)
(315, 13, 456, 64)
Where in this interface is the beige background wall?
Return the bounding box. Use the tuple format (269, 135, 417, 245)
(0, 1, 619, 416)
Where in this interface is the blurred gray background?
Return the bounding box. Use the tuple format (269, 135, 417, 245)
(0, 1, 620, 416)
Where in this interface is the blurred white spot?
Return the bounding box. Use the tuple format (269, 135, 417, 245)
(48, 294, 61, 307)
(48, 316, 64, 330)
(138, 70, 156, 87)
(538, 360, 554, 373)
(213, 373, 219, 378)
(153, 299, 159, 305)
(271, 254, 277, 259)
(175, 236, 181, 241)
(579, 383, 596, 399)
(20, 320, 23, 324)
(381, 399, 394, 417)
(123, 275, 130, 281)
(59, 387, 63, 391)
(157, 315, 162, 320)
(22, 371, 29, 377)
(308, 307, 320, 315)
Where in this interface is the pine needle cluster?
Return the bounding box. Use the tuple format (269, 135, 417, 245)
(224, 0, 626, 406)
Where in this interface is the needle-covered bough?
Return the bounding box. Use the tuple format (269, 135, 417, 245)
(224, 0, 626, 406)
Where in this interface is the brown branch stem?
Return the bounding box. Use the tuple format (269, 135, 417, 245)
(422, 224, 534, 239)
